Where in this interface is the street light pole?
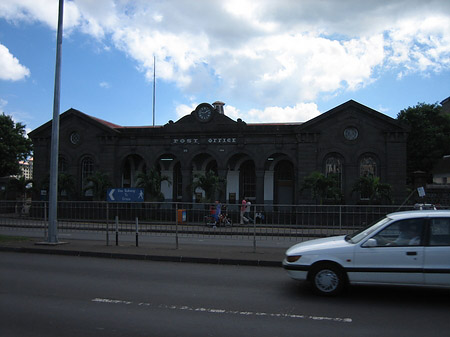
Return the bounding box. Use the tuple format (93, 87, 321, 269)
(48, 0, 64, 243)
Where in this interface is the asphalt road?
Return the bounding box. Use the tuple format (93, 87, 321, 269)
(1, 252, 450, 337)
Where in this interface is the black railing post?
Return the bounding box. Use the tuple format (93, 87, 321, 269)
(175, 203, 179, 250)
(135, 217, 139, 247)
(106, 203, 109, 246)
(115, 215, 119, 246)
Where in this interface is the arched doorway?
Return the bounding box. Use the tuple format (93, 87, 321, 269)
(274, 160, 294, 204)
(239, 160, 256, 200)
(173, 162, 183, 202)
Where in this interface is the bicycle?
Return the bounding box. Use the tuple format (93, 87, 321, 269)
(204, 211, 233, 227)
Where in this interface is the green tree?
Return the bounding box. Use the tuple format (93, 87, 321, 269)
(397, 102, 450, 183)
(40, 172, 77, 200)
(0, 113, 33, 177)
(352, 175, 392, 204)
(58, 172, 76, 200)
(192, 170, 225, 203)
(83, 171, 112, 201)
(6, 176, 33, 201)
(301, 171, 343, 204)
(136, 166, 171, 201)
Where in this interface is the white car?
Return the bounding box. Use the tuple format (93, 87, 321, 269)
(283, 210, 450, 295)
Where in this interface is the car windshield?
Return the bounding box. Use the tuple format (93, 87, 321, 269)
(345, 217, 391, 244)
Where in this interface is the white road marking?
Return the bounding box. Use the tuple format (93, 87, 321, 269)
(92, 297, 352, 323)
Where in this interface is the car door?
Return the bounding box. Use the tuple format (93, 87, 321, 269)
(351, 218, 425, 285)
(424, 217, 450, 286)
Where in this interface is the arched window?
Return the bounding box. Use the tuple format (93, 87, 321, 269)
(358, 155, 379, 200)
(325, 156, 342, 188)
(360, 155, 377, 177)
(81, 156, 94, 196)
(82, 157, 94, 180)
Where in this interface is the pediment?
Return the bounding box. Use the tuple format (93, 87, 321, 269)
(29, 108, 120, 138)
(163, 104, 244, 133)
(296, 100, 408, 133)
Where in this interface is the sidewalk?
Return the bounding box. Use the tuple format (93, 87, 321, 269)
(0, 235, 288, 267)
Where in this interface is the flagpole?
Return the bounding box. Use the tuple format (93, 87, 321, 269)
(48, 0, 64, 243)
(152, 55, 156, 127)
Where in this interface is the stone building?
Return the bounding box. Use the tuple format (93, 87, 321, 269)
(29, 100, 408, 204)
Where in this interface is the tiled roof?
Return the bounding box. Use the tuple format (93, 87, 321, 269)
(90, 116, 122, 129)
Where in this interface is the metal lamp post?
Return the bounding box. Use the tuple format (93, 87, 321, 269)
(47, 0, 64, 244)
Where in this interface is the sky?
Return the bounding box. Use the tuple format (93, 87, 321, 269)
(0, 0, 449, 134)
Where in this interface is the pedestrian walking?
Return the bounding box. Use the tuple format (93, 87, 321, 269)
(240, 198, 247, 224)
(244, 199, 254, 223)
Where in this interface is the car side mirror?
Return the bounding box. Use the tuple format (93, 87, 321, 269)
(363, 238, 377, 247)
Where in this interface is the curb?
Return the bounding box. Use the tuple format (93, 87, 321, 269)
(0, 246, 282, 268)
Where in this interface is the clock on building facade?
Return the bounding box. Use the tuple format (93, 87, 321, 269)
(195, 103, 214, 122)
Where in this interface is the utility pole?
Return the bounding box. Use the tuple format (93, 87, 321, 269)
(47, 0, 64, 243)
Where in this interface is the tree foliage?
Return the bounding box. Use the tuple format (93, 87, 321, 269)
(83, 171, 112, 201)
(0, 113, 33, 177)
(352, 175, 392, 204)
(192, 170, 225, 203)
(397, 102, 450, 183)
(40, 172, 77, 200)
(136, 166, 171, 202)
(6, 176, 33, 200)
(301, 171, 343, 204)
(58, 172, 76, 200)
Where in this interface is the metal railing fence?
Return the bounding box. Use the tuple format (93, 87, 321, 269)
(0, 200, 446, 248)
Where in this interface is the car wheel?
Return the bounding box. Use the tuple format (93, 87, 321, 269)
(310, 263, 345, 296)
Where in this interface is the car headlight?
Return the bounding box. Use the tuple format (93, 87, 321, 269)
(286, 255, 301, 263)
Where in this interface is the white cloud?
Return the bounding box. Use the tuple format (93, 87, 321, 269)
(386, 15, 450, 76)
(175, 102, 320, 124)
(0, 0, 81, 30)
(0, 43, 30, 81)
(246, 103, 321, 124)
(2, 0, 449, 121)
(99, 0, 448, 113)
(99, 81, 111, 89)
(175, 103, 197, 120)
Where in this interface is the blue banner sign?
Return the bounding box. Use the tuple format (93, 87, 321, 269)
(107, 188, 144, 202)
